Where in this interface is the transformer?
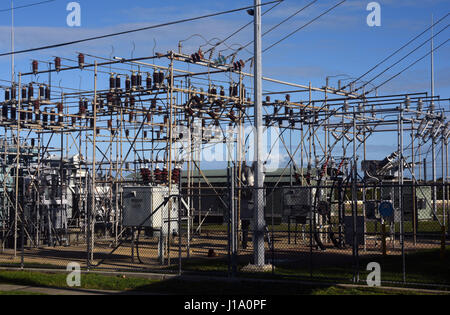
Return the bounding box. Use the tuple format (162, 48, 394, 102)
(122, 186, 179, 236)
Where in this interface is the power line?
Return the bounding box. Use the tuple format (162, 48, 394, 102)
(365, 38, 449, 95)
(205, 0, 283, 55)
(227, 0, 317, 59)
(0, 0, 283, 58)
(355, 24, 449, 93)
(259, 0, 346, 57)
(0, 0, 56, 13)
(341, 13, 449, 92)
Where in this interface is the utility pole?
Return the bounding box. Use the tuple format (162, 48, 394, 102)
(253, 0, 265, 268)
(11, 0, 14, 84)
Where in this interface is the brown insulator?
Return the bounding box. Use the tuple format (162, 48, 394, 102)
(131, 71, 137, 89)
(109, 74, 116, 91)
(4, 88, 10, 101)
(78, 53, 85, 69)
(146, 74, 152, 90)
(55, 57, 61, 72)
(125, 75, 131, 91)
(115, 75, 121, 90)
(32, 60, 38, 74)
(154, 167, 162, 182)
(285, 94, 291, 102)
(107, 119, 112, 129)
(39, 85, 45, 99)
(21, 87, 27, 100)
(28, 84, 34, 101)
(125, 129, 130, 137)
(129, 112, 134, 122)
(45, 86, 51, 100)
(161, 168, 168, 182)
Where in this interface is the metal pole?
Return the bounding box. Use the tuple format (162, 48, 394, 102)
(90, 61, 98, 264)
(253, 0, 265, 267)
(399, 103, 406, 283)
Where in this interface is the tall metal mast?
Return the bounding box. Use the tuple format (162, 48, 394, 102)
(253, 0, 265, 267)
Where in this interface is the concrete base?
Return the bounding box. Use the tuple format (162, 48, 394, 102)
(240, 264, 273, 273)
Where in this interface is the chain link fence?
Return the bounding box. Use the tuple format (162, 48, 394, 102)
(0, 179, 448, 288)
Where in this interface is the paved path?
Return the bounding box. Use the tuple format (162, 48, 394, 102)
(0, 283, 167, 295)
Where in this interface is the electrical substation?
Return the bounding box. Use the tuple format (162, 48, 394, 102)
(0, 0, 448, 286)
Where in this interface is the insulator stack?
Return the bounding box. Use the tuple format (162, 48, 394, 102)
(20, 106, 26, 122)
(107, 119, 112, 129)
(131, 72, 137, 90)
(28, 84, 34, 101)
(11, 87, 16, 100)
(172, 168, 181, 184)
(125, 129, 130, 137)
(140, 168, 152, 184)
(42, 109, 48, 126)
(125, 75, 131, 91)
(154, 167, 162, 182)
(11, 104, 16, 121)
(55, 57, 61, 72)
(39, 85, 45, 100)
(115, 75, 121, 91)
(78, 53, 85, 69)
(90, 118, 94, 128)
(146, 112, 151, 122)
(32, 60, 38, 74)
(2, 104, 8, 119)
(22, 87, 27, 100)
(146, 74, 152, 90)
(79, 100, 86, 118)
(71, 116, 76, 125)
(129, 112, 134, 122)
(233, 60, 245, 71)
(50, 109, 56, 125)
(161, 168, 168, 182)
(109, 74, 116, 91)
(137, 72, 142, 89)
(34, 100, 40, 114)
(5, 89, 10, 101)
(143, 131, 148, 138)
(45, 86, 51, 100)
(151, 99, 157, 109)
(27, 109, 33, 122)
(229, 84, 238, 97)
(130, 96, 135, 107)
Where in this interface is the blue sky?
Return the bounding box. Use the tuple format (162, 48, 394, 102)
(1, 0, 449, 96)
(0, 0, 449, 172)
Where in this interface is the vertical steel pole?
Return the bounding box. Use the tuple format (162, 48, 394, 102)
(399, 103, 406, 283)
(90, 61, 98, 264)
(253, 0, 265, 267)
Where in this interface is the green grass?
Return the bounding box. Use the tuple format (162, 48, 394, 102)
(0, 270, 159, 291)
(0, 269, 432, 295)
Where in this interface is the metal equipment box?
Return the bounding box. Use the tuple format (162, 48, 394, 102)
(122, 186, 179, 235)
